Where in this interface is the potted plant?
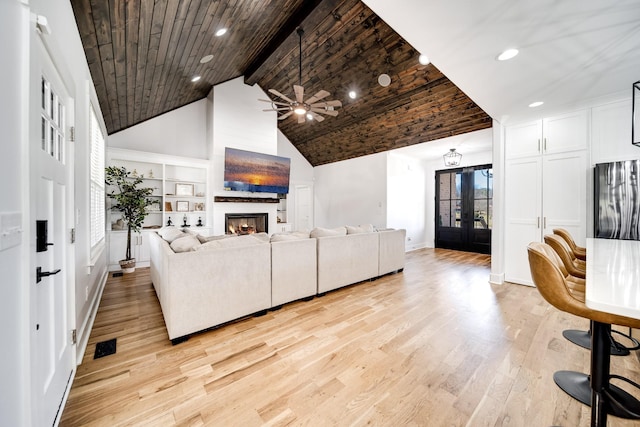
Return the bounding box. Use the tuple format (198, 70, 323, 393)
(105, 166, 155, 273)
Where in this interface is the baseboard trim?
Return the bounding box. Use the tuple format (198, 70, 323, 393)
(489, 272, 505, 285)
(76, 267, 108, 364)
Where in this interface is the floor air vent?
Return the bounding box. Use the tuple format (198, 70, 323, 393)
(112, 272, 123, 277)
(94, 338, 117, 359)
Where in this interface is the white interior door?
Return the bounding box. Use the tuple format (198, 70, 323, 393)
(31, 34, 75, 426)
(295, 184, 313, 231)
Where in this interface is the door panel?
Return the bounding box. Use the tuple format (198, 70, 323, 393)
(32, 35, 75, 426)
(436, 165, 492, 254)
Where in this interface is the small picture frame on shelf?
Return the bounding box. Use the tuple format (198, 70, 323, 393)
(165, 201, 172, 212)
(176, 201, 189, 212)
(175, 183, 194, 196)
(194, 202, 205, 211)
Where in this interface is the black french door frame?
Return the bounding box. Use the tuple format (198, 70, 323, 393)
(435, 164, 492, 254)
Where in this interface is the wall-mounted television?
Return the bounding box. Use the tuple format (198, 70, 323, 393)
(223, 147, 291, 194)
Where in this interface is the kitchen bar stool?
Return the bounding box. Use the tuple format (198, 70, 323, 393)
(544, 234, 638, 355)
(553, 228, 587, 261)
(528, 242, 640, 426)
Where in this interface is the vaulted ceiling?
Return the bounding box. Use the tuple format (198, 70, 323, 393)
(70, 0, 492, 166)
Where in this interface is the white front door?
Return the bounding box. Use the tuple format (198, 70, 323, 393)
(295, 184, 313, 231)
(31, 33, 76, 426)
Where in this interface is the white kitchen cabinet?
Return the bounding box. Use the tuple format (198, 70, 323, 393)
(504, 110, 588, 286)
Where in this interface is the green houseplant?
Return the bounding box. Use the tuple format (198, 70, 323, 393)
(105, 166, 155, 273)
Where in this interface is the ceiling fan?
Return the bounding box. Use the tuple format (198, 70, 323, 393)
(259, 27, 342, 123)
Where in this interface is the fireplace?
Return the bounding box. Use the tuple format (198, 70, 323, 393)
(225, 213, 268, 235)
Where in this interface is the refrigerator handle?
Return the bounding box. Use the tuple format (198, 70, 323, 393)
(543, 138, 547, 152)
(537, 217, 540, 228)
(537, 139, 541, 153)
(544, 217, 547, 229)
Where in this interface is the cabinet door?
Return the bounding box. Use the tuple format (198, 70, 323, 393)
(542, 151, 587, 245)
(504, 157, 542, 286)
(137, 231, 151, 263)
(505, 120, 542, 159)
(108, 232, 129, 265)
(543, 110, 588, 154)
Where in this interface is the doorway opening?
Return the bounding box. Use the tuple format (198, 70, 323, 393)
(435, 165, 492, 254)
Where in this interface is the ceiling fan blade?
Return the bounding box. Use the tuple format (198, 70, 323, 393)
(278, 111, 294, 120)
(294, 85, 304, 104)
(263, 107, 291, 112)
(310, 107, 339, 117)
(310, 100, 342, 108)
(305, 90, 330, 105)
(258, 99, 290, 106)
(268, 88, 294, 104)
(309, 111, 325, 122)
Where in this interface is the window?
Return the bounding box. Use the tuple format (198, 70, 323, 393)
(90, 105, 105, 252)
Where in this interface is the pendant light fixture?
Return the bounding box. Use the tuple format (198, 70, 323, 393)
(443, 148, 462, 166)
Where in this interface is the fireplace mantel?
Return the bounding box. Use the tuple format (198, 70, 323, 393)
(214, 196, 279, 203)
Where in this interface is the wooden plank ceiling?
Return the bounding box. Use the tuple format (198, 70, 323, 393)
(71, 0, 492, 166)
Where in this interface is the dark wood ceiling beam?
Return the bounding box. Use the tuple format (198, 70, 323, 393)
(242, 0, 325, 86)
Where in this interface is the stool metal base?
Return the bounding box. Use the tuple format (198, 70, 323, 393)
(562, 330, 630, 356)
(554, 371, 640, 419)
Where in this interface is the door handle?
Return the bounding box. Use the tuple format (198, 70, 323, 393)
(36, 266, 61, 283)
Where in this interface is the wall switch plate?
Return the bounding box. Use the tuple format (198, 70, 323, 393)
(0, 212, 22, 251)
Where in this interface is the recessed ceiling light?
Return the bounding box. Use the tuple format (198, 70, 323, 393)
(418, 54, 430, 65)
(200, 54, 214, 64)
(529, 101, 544, 108)
(215, 28, 227, 37)
(191, 75, 201, 83)
(497, 48, 519, 61)
(348, 90, 357, 99)
(378, 74, 391, 87)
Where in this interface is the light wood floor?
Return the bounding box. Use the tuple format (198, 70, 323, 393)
(60, 248, 640, 426)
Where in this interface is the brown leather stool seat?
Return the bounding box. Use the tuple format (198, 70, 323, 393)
(528, 242, 640, 426)
(544, 234, 636, 356)
(554, 227, 587, 261)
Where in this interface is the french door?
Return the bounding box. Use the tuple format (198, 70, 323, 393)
(435, 165, 493, 254)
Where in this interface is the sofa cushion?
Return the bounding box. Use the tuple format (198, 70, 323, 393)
(346, 224, 375, 234)
(310, 226, 347, 238)
(252, 232, 270, 243)
(170, 234, 201, 253)
(196, 233, 230, 244)
(157, 227, 187, 243)
(271, 233, 307, 242)
(196, 234, 267, 251)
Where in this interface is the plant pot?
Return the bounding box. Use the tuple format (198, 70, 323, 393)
(119, 258, 136, 273)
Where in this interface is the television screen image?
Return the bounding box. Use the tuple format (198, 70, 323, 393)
(223, 147, 291, 194)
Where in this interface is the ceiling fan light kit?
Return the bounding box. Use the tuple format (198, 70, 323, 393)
(260, 27, 341, 123)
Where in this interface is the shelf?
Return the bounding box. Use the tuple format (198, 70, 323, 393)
(214, 196, 279, 203)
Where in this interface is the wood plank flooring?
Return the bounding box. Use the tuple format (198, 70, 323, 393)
(60, 248, 640, 426)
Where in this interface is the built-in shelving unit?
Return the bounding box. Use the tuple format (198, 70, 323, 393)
(106, 148, 210, 270)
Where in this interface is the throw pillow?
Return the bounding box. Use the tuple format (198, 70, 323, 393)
(170, 234, 201, 253)
(158, 227, 186, 243)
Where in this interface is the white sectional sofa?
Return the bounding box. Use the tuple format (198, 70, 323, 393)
(149, 232, 272, 342)
(149, 225, 405, 343)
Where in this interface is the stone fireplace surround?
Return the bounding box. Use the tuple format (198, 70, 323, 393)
(225, 213, 268, 235)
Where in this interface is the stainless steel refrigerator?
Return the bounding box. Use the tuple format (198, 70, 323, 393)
(594, 160, 640, 240)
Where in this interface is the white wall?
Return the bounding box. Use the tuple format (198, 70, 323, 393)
(108, 99, 209, 159)
(210, 78, 280, 234)
(0, 2, 29, 425)
(277, 129, 314, 230)
(314, 153, 387, 228)
(387, 154, 428, 250)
